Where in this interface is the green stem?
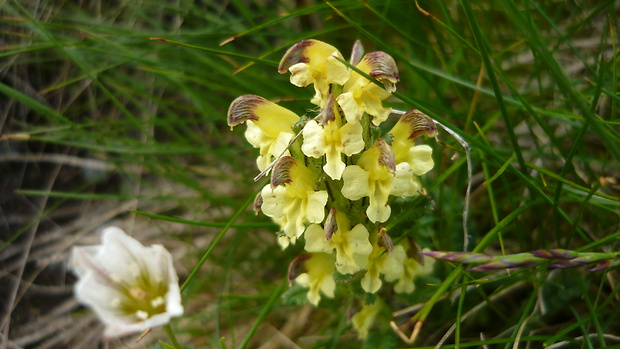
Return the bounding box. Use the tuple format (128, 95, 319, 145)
(181, 192, 256, 293)
(164, 324, 183, 349)
(239, 279, 287, 349)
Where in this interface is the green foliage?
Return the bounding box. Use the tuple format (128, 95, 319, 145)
(281, 283, 311, 307)
(363, 331, 397, 349)
(540, 271, 585, 320)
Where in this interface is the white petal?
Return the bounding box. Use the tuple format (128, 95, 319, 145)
(271, 132, 294, 158)
(324, 54, 350, 85)
(260, 185, 287, 218)
(382, 245, 407, 281)
(360, 268, 382, 294)
(305, 190, 328, 223)
(301, 121, 326, 158)
(409, 145, 434, 175)
(339, 122, 365, 156)
(337, 92, 364, 124)
(391, 162, 420, 197)
(341, 166, 369, 200)
(71, 227, 183, 338)
(323, 146, 345, 180)
(366, 199, 391, 223)
(304, 224, 331, 253)
(289, 63, 313, 87)
(244, 120, 266, 149)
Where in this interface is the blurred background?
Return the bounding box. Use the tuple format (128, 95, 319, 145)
(1, 0, 619, 348)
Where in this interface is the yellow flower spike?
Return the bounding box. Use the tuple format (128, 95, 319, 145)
(304, 210, 373, 274)
(227, 95, 300, 171)
(278, 39, 350, 106)
(352, 298, 383, 340)
(361, 240, 407, 293)
(261, 156, 328, 240)
(337, 51, 399, 125)
(293, 253, 336, 306)
(301, 95, 365, 180)
(341, 139, 396, 223)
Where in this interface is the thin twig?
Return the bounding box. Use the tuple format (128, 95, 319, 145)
(253, 130, 304, 182)
(253, 112, 322, 182)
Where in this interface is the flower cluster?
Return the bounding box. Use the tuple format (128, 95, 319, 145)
(228, 39, 436, 336)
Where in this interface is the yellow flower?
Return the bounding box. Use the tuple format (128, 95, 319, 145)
(71, 227, 183, 337)
(360, 242, 407, 294)
(304, 210, 373, 274)
(294, 253, 336, 306)
(278, 39, 350, 107)
(228, 95, 300, 171)
(389, 109, 435, 171)
(301, 95, 365, 180)
(261, 156, 328, 240)
(385, 245, 435, 294)
(337, 51, 399, 126)
(341, 139, 396, 223)
(386, 110, 436, 197)
(352, 299, 382, 340)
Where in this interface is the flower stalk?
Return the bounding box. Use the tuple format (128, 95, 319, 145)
(422, 249, 620, 272)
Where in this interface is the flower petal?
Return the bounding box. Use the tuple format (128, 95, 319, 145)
(304, 224, 332, 253)
(341, 165, 370, 200)
(71, 227, 182, 337)
(260, 185, 287, 219)
(305, 190, 328, 223)
(409, 145, 434, 175)
(337, 92, 364, 124)
(301, 120, 326, 158)
(391, 162, 421, 197)
(339, 122, 365, 156)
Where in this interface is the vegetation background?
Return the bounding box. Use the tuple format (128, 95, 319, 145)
(1, 0, 619, 348)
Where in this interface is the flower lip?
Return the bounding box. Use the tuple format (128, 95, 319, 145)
(363, 51, 399, 91)
(376, 138, 396, 173)
(278, 40, 315, 74)
(227, 94, 266, 127)
(270, 156, 297, 188)
(288, 253, 312, 281)
(401, 110, 438, 139)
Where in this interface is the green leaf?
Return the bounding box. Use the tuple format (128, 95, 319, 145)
(281, 283, 310, 307)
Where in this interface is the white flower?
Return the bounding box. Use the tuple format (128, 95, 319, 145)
(71, 227, 183, 337)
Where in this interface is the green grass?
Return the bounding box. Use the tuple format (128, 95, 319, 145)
(1, 0, 619, 348)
